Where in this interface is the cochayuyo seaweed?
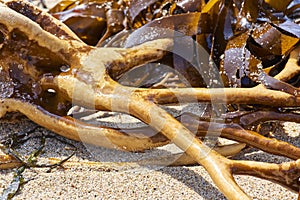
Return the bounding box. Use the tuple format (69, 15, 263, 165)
(0, 0, 300, 199)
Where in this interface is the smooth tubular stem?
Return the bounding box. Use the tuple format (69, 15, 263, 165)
(176, 114, 300, 160)
(231, 159, 300, 192)
(108, 39, 174, 78)
(0, 2, 84, 63)
(122, 95, 251, 199)
(238, 110, 300, 126)
(0, 99, 169, 151)
(136, 87, 300, 106)
(273, 45, 300, 82)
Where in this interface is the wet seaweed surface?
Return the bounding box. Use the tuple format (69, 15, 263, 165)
(0, 0, 300, 199)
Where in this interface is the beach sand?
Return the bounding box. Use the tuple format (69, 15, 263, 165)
(0, 117, 299, 200)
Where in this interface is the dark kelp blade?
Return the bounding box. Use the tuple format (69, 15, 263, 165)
(221, 31, 249, 87)
(49, 0, 113, 13)
(126, 0, 158, 21)
(272, 20, 300, 38)
(48, 0, 80, 12)
(250, 22, 299, 57)
(264, 0, 293, 11)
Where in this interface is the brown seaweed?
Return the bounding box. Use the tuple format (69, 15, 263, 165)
(0, 0, 300, 199)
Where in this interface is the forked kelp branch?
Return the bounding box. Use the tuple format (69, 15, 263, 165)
(0, 0, 299, 199)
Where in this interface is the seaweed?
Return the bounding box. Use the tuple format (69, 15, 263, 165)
(0, 0, 300, 199)
(0, 128, 76, 200)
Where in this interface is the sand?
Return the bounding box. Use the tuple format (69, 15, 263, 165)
(0, 116, 299, 200)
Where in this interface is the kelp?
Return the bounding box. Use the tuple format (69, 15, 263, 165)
(0, 0, 300, 199)
(49, 0, 300, 88)
(0, 130, 76, 199)
(1, 166, 26, 200)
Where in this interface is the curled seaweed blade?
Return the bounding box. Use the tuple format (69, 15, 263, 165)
(264, 0, 293, 11)
(240, 0, 259, 22)
(50, 2, 108, 45)
(220, 25, 299, 91)
(201, 0, 220, 14)
(221, 31, 250, 87)
(251, 22, 283, 56)
(272, 20, 300, 38)
(260, 73, 300, 96)
(96, 9, 125, 46)
(176, 0, 204, 12)
(48, 0, 81, 12)
(285, 0, 300, 21)
(125, 12, 206, 46)
(250, 22, 299, 61)
(126, 0, 158, 22)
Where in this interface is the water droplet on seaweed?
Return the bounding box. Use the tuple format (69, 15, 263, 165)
(60, 65, 70, 72)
